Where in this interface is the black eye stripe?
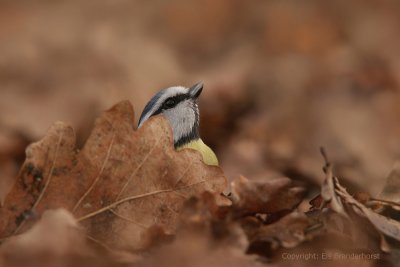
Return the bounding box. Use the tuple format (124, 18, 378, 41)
(162, 94, 190, 109)
(164, 98, 176, 108)
(150, 93, 190, 117)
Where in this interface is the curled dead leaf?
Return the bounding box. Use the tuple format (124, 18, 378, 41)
(244, 211, 311, 258)
(321, 164, 348, 218)
(0, 161, 18, 207)
(378, 162, 400, 203)
(139, 193, 261, 267)
(334, 178, 400, 243)
(230, 176, 305, 216)
(0, 101, 227, 251)
(0, 209, 99, 267)
(314, 159, 400, 252)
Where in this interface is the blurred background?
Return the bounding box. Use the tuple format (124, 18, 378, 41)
(1, 0, 400, 197)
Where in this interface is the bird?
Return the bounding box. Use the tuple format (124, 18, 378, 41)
(138, 82, 218, 166)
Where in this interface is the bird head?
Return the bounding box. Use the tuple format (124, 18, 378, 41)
(138, 82, 203, 147)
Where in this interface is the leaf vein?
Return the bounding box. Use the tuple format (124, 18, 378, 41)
(77, 180, 207, 222)
(73, 131, 115, 212)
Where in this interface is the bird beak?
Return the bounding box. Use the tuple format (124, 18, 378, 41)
(188, 82, 203, 99)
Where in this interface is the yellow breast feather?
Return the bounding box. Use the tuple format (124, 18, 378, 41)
(177, 139, 219, 166)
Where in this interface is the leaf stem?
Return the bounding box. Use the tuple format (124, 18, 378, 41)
(77, 180, 206, 222)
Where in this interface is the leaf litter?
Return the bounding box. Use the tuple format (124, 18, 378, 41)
(1, 103, 400, 266)
(0, 101, 227, 251)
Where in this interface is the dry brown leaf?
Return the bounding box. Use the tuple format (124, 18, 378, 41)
(377, 162, 400, 204)
(360, 171, 400, 212)
(246, 211, 311, 252)
(309, 194, 324, 210)
(0, 101, 227, 251)
(138, 229, 262, 267)
(138, 194, 262, 267)
(334, 179, 400, 243)
(0, 161, 18, 207)
(0, 129, 29, 206)
(230, 176, 305, 215)
(321, 164, 348, 218)
(1, 209, 80, 252)
(0, 209, 103, 267)
(309, 159, 388, 253)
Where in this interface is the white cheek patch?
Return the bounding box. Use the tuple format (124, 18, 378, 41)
(138, 86, 188, 128)
(163, 100, 195, 143)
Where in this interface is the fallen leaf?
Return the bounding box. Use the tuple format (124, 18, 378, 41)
(308, 159, 386, 253)
(334, 178, 400, 243)
(0, 128, 29, 206)
(138, 194, 262, 267)
(230, 176, 305, 216)
(357, 166, 400, 212)
(377, 162, 400, 203)
(321, 164, 347, 218)
(245, 211, 311, 255)
(0, 101, 227, 251)
(138, 227, 261, 267)
(309, 194, 324, 210)
(0, 161, 18, 207)
(0, 209, 103, 267)
(354, 191, 371, 205)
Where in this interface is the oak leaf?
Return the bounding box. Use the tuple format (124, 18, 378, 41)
(378, 162, 400, 202)
(334, 177, 400, 243)
(0, 101, 227, 251)
(0, 209, 95, 267)
(245, 211, 311, 257)
(230, 176, 305, 216)
(140, 193, 262, 267)
(316, 160, 400, 251)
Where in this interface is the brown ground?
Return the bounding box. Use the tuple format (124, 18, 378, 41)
(1, 0, 400, 211)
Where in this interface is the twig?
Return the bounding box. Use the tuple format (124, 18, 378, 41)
(320, 146, 330, 174)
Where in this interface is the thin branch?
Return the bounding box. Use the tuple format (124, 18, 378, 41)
(370, 198, 400, 209)
(320, 146, 330, 174)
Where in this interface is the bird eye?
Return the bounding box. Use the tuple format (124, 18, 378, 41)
(164, 99, 176, 109)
